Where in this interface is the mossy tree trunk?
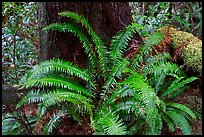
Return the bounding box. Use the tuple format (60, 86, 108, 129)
(36, 2, 142, 67)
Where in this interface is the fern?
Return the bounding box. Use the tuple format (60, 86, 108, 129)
(138, 31, 164, 58)
(43, 23, 98, 69)
(22, 77, 94, 98)
(161, 113, 175, 132)
(166, 111, 192, 135)
(161, 77, 198, 98)
(93, 109, 126, 135)
(101, 58, 130, 100)
(59, 11, 94, 32)
(120, 69, 159, 134)
(166, 103, 196, 119)
(16, 11, 198, 135)
(44, 110, 67, 135)
(110, 23, 143, 63)
(58, 11, 108, 74)
(16, 90, 44, 109)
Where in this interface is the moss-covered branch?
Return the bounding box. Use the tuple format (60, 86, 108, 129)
(159, 26, 202, 74)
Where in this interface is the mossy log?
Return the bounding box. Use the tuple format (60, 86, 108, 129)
(159, 26, 202, 75)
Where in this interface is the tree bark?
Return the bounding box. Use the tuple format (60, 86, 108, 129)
(36, 2, 142, 67)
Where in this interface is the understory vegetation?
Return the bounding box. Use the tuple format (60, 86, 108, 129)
(2, 2, 202, 135)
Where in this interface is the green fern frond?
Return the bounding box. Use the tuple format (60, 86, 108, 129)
(91, 31, 109, 73)
(139, 53, 172, 75)
(101, 58, 130, 99)
(138, 31, 164, 58)
(59, 11, 94, 32)
(21, 58, 96, 90)
(161, 113, 175, 132)
(58, 11, 108, 73)
(110, 23, 144, 62)
(22, 77, 94, 98)
(37, 89, 93, 120)
(166, 102, 196, 119)
(149, 61, 184, 81)
(161, 77, 198, 97)
(93, 109, 126, 135)
(121, 69, 158, 133)
(53, 89, 93, 117)
(115, 100, 143, 117)
(154, 113, 162, 135)
(166, 110, 192, 135)
(121, 70, 157, 110)
(43, 23, 98, 69)
(16, 90, 43, 109)
(44, 110, 67, 135)
(105, 85, 133, 106)
(146, 31, 164, 45)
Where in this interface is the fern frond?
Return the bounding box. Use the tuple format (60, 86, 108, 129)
(22, 77, 94, 98)
(121, 70, 157, 110)
(93, 109, 126, 135)
(21, 58, 96, 90)
(101, 58, 130, 99)
(139, 52, 172, 75)
(161, 77, 198, 97)
(166, 102, 196, 119)
(115, 100, 143, 117)
(138, 31, 164, 58)
(16, 90, 43, 109)
(154, 113, 162, 135)
(91, 31, 109, 74)
(37, 89, 93, 120)
(59, 11, 94, 32)
(161, 113, 175, 132)
(145, 31, 164, 46)
(44, 110, 67, 135)
(53, 89, 93, 117)
(43, 23, 98, 69)
(104, 85, 133, 106)
(110, 23, 144, 62)
(121, 69, 158, 133)
(58, 11, 108, 74)
(166, 110, 192, 135)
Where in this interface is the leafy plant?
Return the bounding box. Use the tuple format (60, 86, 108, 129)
(2, 110, 38, 135)
(129, 2, 202, 38)
(2, 2, 38, 85)
(16, 11, 197, 135)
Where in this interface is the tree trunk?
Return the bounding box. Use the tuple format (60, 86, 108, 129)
(36, 2, 142, 67)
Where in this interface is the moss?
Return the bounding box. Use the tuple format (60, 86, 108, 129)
(158, 26, 202, 74)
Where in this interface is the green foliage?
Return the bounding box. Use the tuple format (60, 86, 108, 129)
(129, 2, 202, 38)
(2, 111, 38, 135)
(110, 23, 144, 63)
(16, 11, 197, 135)
(93, 109, 126, 135)
(2, 2, 38, 85)
(44, 110, 68, 135)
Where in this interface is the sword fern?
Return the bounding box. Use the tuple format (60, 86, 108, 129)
(16, 11, 198, 135)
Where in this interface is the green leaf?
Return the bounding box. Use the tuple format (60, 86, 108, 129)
(167, 102, 196, 119)
(166, 110, 192, 135)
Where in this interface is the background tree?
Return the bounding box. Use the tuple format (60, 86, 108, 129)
(36, 2, 142, 67)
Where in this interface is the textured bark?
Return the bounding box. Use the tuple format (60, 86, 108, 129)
(36, 2, 142, 67)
